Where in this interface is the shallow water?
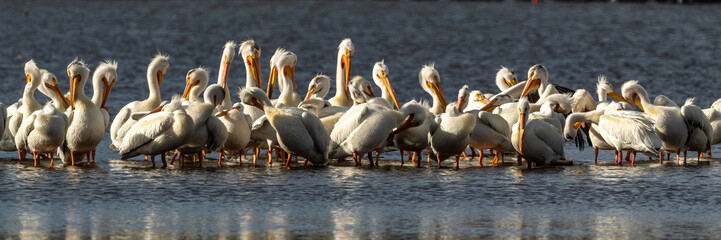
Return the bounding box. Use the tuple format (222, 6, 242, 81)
(1, 0, 721, 238)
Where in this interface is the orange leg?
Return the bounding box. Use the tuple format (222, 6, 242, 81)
(238, 151, 243, 166)
(267, 148, 273, 166)
(437, 154, 442, 169)
(49, 153, 55, 167)
(92, 150, 96, 163)
(32, 151, 38, 167)
(375, 151, 379, 167)
(18, 149, 26, 164)
(414, 151, 421, 167)
(676, 150, 681, 166)
(659, 151, 664, 165)
(594, 148, 599, 165)
(304, 157, 309, 168)
(218, 149, 224, 167)
(70, 150, 75, 166)
(698, 151, 703, 164)
(86, 152, 92, 166)
(631, 152, 636, 167)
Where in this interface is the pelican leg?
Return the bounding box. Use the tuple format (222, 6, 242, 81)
(400, 150, 405, 166)
(659, 151, 664, 165)
(625, 151, 630, 162)
(527, 160, 532, 169)
(455, 155, 459, 169)
(304, 157, 309, 168)
(436, 154, 442, 169)
(86, 152, 92, 166)
(375, 151, 380, 166)
(198, 152, 203, 167)
(411, 152, 417, 166)
(594, 148, 599, 165)
(462, 151, 468, 159)
(219, 149, 225, 167)
(252, 148, 257, 166)
(631, 152, 636, 167)
(32, 151, 38, 167)
(408, 151, 412, 163)
(286, 153, 292, 167)
(92, 150, 96, 163)
(161, 153, 167, 168)
(18, 149, 25, 164)
(180, 154, 185, 167)
(170, 152, 177, 165)
(267, 148, 273, 167)
(144, 155, 148, 161)
(479, 149, 484, 161)
(49, 153, 54, 167)
(70, 150, 75, 166)
(490, 149, 494, 155)
(427, 153, 431, 164)
(478, 153, 483, 167)
(414, 151, 421, 167)
(676, 150, 681, 166)
(367, 152, 374, 167)
(517, 154, 522, 166)
(151, 155, 156, 168)
(238, 151, 243, 166)
(708, 151, 713, 158)
(683, 150, 687, 165)
(470, 147, 477, 158)
(618, 151, 622, 166)
(698, 151, 703, 164)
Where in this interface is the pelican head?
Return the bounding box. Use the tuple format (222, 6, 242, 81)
(563, 112, 589, 141)
(24, 59, 42, 91)
(239, 87, 272, 111)
(419, 63, 447, 111)
(456, 85, 470, 112)
(350, 75, 374, 100)
(39, 71, 69, 110)
(372, 60, 400, 110)
(337, 38, 354, 94)
(218, 41, 236, 89)
(67, 59, 90, 110)
(348, 77, 369, 105)
(540, 93, 572, 114)
(148, 54, 170, 91)
(182, 67, 210, 102)
(711, 98, 721, 110)
(267, 48, 297, 97)
(596, 75, 632, 106)
(495, 66, 517, 91)
(92, 60, 118, 110)
(239, 39, 261, 88)
(517, 97, 531, 153)
(203, 84, 225, 107)
(216, 102, 244, 117)
(524, 64, 548, 97)
(390, 101, 429, 137)
(305, 74, 331, 100)
(621, 80, 648, 112)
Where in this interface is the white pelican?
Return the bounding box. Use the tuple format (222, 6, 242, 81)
(654, 95, 678, 107)
(597, 102, 662, 166)
(240, 87, 330, 167)
(512, 98, 565, 169)
(564, 109, 612, 164)
(304, 74, 331, 100)
(109, 54, 169, 149)
(681, 98, 712, 164)
(238, 39, 265, 121)
(38, 70, 70, 112)
(329, 38, 354, 107)
(392, 101, 434, 166)
(14, 71, 69, 167)
(13, 60, 44, 162)
(430, 103, 476, 169)
(119, 99, 193, 167)
(90, 60, 118, 139)
(181, 67, 210, 103)
(176, 86, 228, 167)
(703, 98, 721, 157)
(216, 102, 252, 166)
(419, 63, 448, 115)
(467, 102, 513, 166)
(268, 49, 299, 107)
(348, 76, 375, 105)
(64, 59, 107, 166)
(622, 80, 689, 164)
(298, 98, 347, 133)
(371, 60, 400, 110)
(495, 66, 518, 93)
(248, 114, 278, 165)
(329, 100, 421, 167)
(216, 41, 236, 110)
(525, 64, 575, 102)
(529, 94, 571, 134)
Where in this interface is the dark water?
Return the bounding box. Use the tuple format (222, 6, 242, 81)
(2, 0, 721, 238)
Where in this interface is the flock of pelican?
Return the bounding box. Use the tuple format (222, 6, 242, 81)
(3, 38, 720, 169)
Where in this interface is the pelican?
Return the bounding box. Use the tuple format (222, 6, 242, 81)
(298, 98, 347, 133)
(348, 76, 375, 105)
(181, 67, 210, 103)
(39, 70, 70, 112)
(64, 59, 107, 165)
(175, 86, 228, 167)
(495, 66, 518, 93)
(595, 75, 633, 110)
(329, 38, 354, 107)
(240, 87, 330, 167)
(493, 93, 571, 131)
(90, 60, 118, 136)
(597, 102, 662, 166)
(238, 39, 265, 121)
(622, 80, 688, 164)
(529, 94, 571, 133)
(119, 99, 193, 167)
(419, 64, 448, 115)
(13, 60, 44, 161)
(248, 114, 278, 165)
(371, 60, 400, 110)
(268, 49, 299, 107)
(216, 102, 252, 166)
(15, 71, 69, 167)
(512, 98, 565, 169)
(430, 102, 476, 169)
(467, 102, 513, 166)
(392, 101, 434, 166)
(217, 41, 236, 110)
(564, 109, 613, 165)
(703, 98, 721, 157)
(305, 74, 331, 100)
(654, 95, 678, 107)
(681, 98, 712, 164)
(525, 64, 574, 102)
(109, 54, 169, 149)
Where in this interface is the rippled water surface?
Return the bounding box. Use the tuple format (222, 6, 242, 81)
(1, 0, 721, 238)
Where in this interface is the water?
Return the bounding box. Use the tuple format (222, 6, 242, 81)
(1, 0, 721, 238)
